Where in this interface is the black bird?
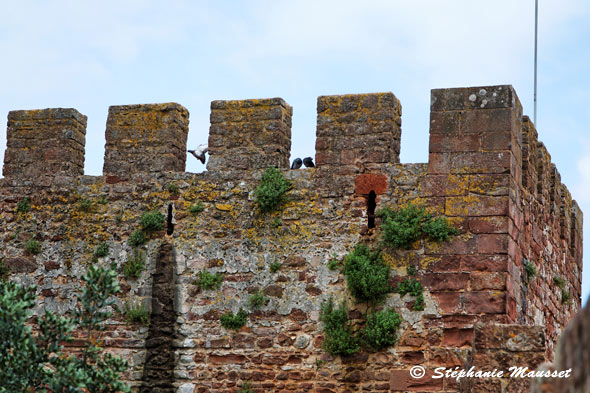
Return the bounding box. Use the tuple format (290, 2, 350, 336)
(291, 158, 302, 169)
(303, 157, 315, 168)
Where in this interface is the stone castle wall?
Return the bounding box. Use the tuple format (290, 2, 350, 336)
(0, 84, 583, 392)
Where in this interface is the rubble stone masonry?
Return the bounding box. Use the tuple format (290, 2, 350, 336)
(0, 85, 583, 392)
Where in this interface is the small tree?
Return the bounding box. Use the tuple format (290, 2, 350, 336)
(0, 265, 130, 393)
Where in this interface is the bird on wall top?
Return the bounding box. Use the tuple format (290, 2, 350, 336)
(291, 158, 302, 169)
(303, 157, 315, 168)
(188, 144, 209, 164)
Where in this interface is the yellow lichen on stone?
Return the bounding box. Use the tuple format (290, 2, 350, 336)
(215, 203, 233, 212)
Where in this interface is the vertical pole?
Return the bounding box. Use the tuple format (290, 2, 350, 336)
(534, 0, 538, 126)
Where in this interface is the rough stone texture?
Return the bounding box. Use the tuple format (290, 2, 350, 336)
(531, 297, 590, 393)
(0, 85, 583, 393)
(103, 103, 189, 180)
(462, 323, 546, 392)
(315, 92, 401, 170)
(207, 98, 292, 172)
(2, 108, 86, 187)
(516, 116, 583, 358)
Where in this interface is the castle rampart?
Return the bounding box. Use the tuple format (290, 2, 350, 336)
(0, 84, 583, 392)
(103, 103, 189, 181)
(2, 108, 86, 187)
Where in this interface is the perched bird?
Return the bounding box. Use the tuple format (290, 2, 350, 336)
(188, 144, 209, 164)
(291, 158, 302, 169)
(303, 157, 315, 168)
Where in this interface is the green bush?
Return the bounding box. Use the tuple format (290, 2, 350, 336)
(166, 183, 179, 194)
(342, 244, 390, 304)
(421, 216, 460, 242)
(269, 262, 281, 273)
(24, 237, 41, 255)
(397, 277, 423, 297)
(413, 293, 425, 311)
(97, 195, 109, 205)
(140, 210, 165, 233)
(128, 230, 146, 248)
(0, 265, 130, 392)
(271, 217, 282, 228)
(254, 167, 292, 213)
(238, 380, 252, 393)
(248, 290, 269, 309)
(78, 198, 93, 212)
(377, 205, 425, 248)
(377, 205, 459, 249)
(327, 257, 342, 271)
(94, 242, 110, 258)
(553, 275, 566, 289)
(407, 264, 417, 276)
(195, 269, 223, 290)
(123, 251, 146, 279)
(320, 298, 359, 356)
(189, 201, 205, 215)
(363, 308, 402, 350)
(524, 260, 537, 285)
(561, 289, 572, 304)
(16, 197, 31, 213)
(220, 309, 248, 330)
(123, 301, 150, 325)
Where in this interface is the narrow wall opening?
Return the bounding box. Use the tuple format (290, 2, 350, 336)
(166, 204, 174, 235)
(367, 190, 376, 229)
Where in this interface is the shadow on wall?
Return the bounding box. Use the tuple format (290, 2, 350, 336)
(139, 241, 177, 393)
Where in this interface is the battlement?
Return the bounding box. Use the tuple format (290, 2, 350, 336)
(0, 84, 583, 392)
(103, 103, 189, 182)
(3, 108, 86, 186)
(316, 92, 401, 171)
(207, 98, 292, 172)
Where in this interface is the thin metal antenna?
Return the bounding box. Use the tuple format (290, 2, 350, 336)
(534, 0, 538, 126)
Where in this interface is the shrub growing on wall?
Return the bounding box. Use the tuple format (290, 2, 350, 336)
(248, 290, 269, 309)
(342, 244, 390, 305)
(377, 205, 459, 249)
(363, 308, 402, 350)
(128, 230, 146, 248)
(93, 242, 110, 258)
(194, 269, 223, 291)
(122, 250, 146, 279)
(24, 237, 41, 255)
(254, 167, 292, 213)
(220, 309, 248, 330)
(16, 197, 30, 213)
(320, 298, 359, 356)
(140, 210, 165, 233)
(189, 201, 205, 215)
(123, 301, 150, 325)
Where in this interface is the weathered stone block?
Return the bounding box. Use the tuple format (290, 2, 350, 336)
(3, 108, 86, 184)
(103, 103, 189, 178)
(207, 98, 292, 171)
(316, 92, 401, 173)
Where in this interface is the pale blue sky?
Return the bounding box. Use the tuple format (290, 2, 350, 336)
(1, 1, 589, 303)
